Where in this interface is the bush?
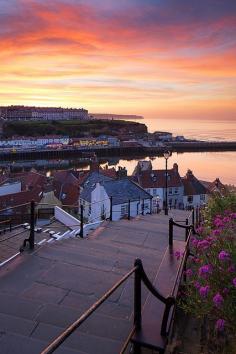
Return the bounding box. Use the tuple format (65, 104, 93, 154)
(179, 194, 236, 350)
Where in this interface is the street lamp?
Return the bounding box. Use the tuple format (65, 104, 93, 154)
(163, 150, 171, 215)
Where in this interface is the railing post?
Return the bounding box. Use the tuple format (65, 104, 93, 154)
(150, 198, 152, 214)
(142, 199, 144, 215)
(29, 200, 35, 250)
(128, 200, 131, 220)
(169, 218, 173, 246)
(185, 218, 188, 242)
(110, 196, 113, 221)
(196, 206, 199, 227)
(192, 208, 195, 228)
(79, 205, 84, 238)
(134, 259, 142, 330)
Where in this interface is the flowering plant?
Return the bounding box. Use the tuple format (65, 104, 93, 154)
(179, 194, 236, 340)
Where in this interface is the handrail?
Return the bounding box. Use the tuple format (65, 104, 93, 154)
(135, 258, 167, 304)
(41, 266, 137, 354)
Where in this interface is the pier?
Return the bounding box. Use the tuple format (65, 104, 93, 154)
(0, 141, 235, 161)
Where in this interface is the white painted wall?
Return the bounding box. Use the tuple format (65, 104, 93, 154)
(183, 194, 208, 208)
(54, 206, 80, 230)
(0, 182, 21, 196)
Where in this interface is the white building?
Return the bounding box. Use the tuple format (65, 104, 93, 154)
(79, 172, 152, 222)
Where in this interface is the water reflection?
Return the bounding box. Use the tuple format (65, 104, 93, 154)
(2, 151, 235, 185)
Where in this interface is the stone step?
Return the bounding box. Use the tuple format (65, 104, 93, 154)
(0, 332, 87, 354)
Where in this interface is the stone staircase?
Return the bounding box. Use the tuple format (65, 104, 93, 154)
(0, 210, 189, 354)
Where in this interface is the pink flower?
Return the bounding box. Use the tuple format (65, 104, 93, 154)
(175, 251, 181, 261)
(197, 240, 210, 250)
(223, 217, 230, 223)
(191, 237, 199, 247)
(218, 251, 231, 261)
(196, 226, 204, 233)
(199, 285, 210, 298)
(199, 265, 212, 277)
(233, 278, 236, 287)
(213, 293, 224, 307)
(212, 229, 221, 236)
(215, 319, 225, 332)
(194, 281, 201, 289)
(185, 269, 193, 277)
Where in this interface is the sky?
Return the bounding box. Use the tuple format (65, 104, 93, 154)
(0, 0, 236, 120)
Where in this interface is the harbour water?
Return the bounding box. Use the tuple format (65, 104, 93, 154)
(3, 118, 236, 185)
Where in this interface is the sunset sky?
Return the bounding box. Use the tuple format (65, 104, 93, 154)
(1, 0, 236, 119)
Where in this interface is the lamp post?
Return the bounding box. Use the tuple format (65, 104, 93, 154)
(163, 151, 171, 215)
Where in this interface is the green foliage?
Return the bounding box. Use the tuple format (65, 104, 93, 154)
(179, 196, 236, 347)
(3, 119, 147, 138)
(204, 193, 236, 227)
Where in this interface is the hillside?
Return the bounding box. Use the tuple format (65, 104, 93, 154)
(2, 119, 147, 138)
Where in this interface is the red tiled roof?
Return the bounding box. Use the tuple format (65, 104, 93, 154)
(0, 185, 43, 211)
(137, 168, 183, 189)
(201, 178, 228, 195)
(182, 170, 208, 196)
(9, 171, 47, 191)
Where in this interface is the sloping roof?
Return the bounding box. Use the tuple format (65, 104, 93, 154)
(0, 185, 43, 210)
(53, 171, 80, 206)
(80, 174, 152, 205)
(80, 172, 113, 202)
(9, 171, 47, 191)
(200, 178, 228, 195)
(103, 179, 152, 205)
(182, 170, 208, 196)
(137, 168, 183, 189)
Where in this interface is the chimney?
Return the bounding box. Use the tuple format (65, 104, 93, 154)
(215, 178, 220, 188)
(173, 163, 178, 173)
(116, 166, 127, 179)
(186, 169, 194, 180)
(90, 154, 99, 172)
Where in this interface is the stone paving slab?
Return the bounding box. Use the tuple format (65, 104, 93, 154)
(0, 254, 54, 295)
(0, 293, 42, 320)
(0, 332, 86, 354)
(38, 261, 124, 298)
(21, 282, 69, 305)
(37, 246, 116, 272)
(0, 313, 36, 336)
(32, 322, 123, 354)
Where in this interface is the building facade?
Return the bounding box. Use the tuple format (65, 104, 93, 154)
(0, 105, 88, 121)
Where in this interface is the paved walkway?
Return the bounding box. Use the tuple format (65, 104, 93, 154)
(0, 210, 189, 354)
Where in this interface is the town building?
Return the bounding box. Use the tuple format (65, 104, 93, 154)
(133, 162, 184, 210)
(0, 105, 88, 121)
(0, 136, 69, 148)
(200, 178, 229, 196)
(79, 167, 152, 222)
(182, 170, 209, 209)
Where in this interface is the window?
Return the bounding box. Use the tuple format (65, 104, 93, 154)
(174, 188, 178, 194)
(168, 188, 172, 195)
(146, 189, 151, 194)
(200, 194, 205, 201)
(153, 188, 157, 196)
(187, 196, 193, 203)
